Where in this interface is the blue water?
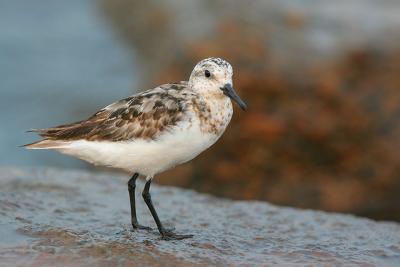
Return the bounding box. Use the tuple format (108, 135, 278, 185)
(0, 0, 137, 168)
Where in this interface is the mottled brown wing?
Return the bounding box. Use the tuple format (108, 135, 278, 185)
(34, 83, 188, 141)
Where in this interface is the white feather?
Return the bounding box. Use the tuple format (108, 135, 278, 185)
(54, 118, 220, 176)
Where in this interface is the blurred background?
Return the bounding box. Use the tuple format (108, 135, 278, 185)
(2, 0, 400, 221)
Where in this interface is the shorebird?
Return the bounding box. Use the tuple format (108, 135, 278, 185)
(24, 57, 247, 240)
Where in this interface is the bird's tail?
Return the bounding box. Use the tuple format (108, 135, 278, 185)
(22, 139, 69, 149)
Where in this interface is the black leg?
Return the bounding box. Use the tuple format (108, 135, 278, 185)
(142, 178, 193, 240)
(128, 173, 151, 230)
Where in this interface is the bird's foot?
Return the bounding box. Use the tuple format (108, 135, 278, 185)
(160, 228, 193, 240)
(132, 222, 152, 231)
(162, 226, 175, 232)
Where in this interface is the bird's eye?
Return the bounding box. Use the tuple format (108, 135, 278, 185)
(204, 70, 211, 78)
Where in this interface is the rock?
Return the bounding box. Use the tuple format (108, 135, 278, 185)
(101, 0, 400, 85)
(1, 167, 400, 266)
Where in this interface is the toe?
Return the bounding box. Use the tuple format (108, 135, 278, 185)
(161, 231, 193, 240)
(132, 223, 152, 231)
(161, 226, 176, 233)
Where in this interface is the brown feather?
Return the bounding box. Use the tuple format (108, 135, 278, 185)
(29, 82, 189, 142)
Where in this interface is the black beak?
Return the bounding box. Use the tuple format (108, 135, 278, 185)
(220, 83, 247, 111)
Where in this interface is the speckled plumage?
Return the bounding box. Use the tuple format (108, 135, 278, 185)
(25, 57, 245, 177)
(33, 81, 189, 141)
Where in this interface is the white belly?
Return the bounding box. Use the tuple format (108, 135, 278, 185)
(56, 120, 220, 176)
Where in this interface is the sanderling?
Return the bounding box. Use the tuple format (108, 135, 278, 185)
(24, 57, 247, 240)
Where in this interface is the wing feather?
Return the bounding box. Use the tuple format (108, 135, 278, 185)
(31, 82, 189, 142)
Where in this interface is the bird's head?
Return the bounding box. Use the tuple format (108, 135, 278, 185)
(189, 57, 247, 111)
